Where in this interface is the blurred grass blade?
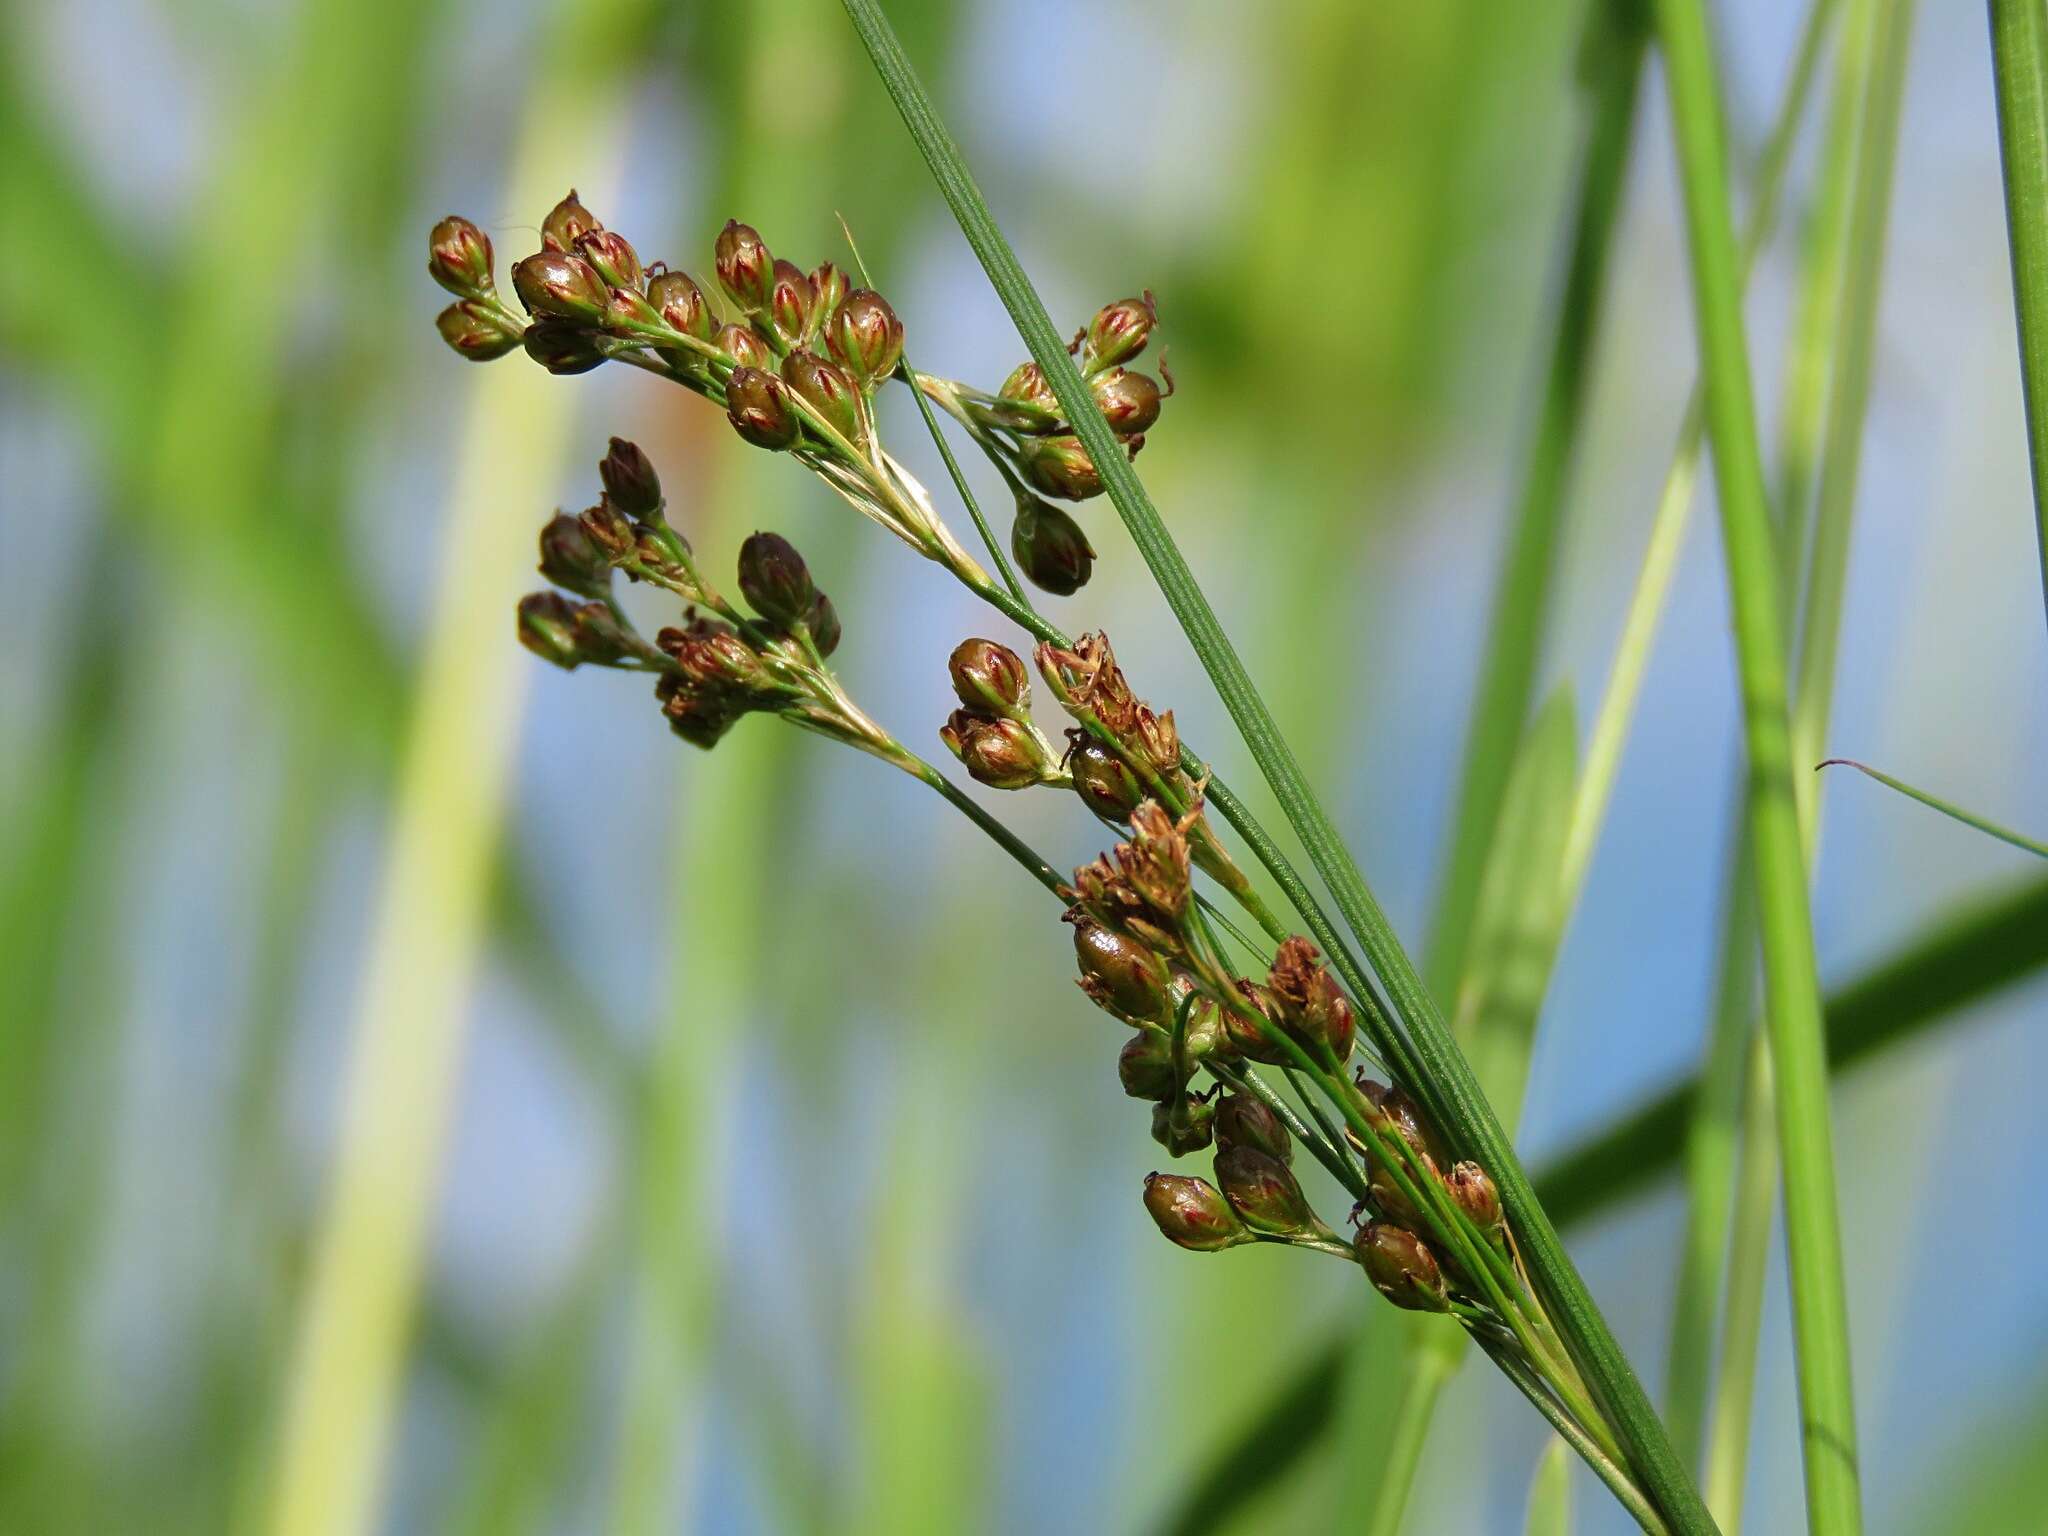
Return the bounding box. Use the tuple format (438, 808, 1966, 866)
(1538, 869, 2048, 1223)
(1423, 2, 1644, 999)
(263, 41, 635, 1534)
(1151, 1339, 1347, 1536)
(1818, 758, 2048, 858)
(1986, 0, 2048, 636)
(1700, 1037, 1775, 1529)
(1528, 1437, 1575, 1536)
(1652, 0, 1863, 1525)
(837, 8, 1715, 1524)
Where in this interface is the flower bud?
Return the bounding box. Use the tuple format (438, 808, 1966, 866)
(428, 216, 495, 299)
(521, 320, 607, 375)
(780, 351, 864, 444)
(1067, 912, 1172, 1020)
(435, 301, 521, 361)
(1142, 1172, 1250, 1252)
(1355, 1222, 1450, 1313)
(1151, 1094, 1215, 1157)
(513, 251, 610, 324)
(805, 592, 842, 657)
(768, 259, 812, 348)
(716, 322, 773, 370)
(1068, 738, 1143, 823)
(538, 513, 609, 598)
(947, 637, 1030, 714)
(1213, 1093, 1291, 1165)
(997, 361, 1062, 430)
(809, 261, 849, 334)
(725, 366, 801, 450)
(1011, 498, 1095, 595)
(541, 189, 600, 252)
(578, 498, 636, 563)
(648, 269, 716, 341)
(574, 228, 642, 291)
(1082, 292, 1157, 373)
(826, 287, 904, 386)
(1448, 1161, 1503, 1238)
(1090, 367, 1162, 435)
(1019, 435, 1103, 501)
(736, 530, 815, 627)
(517, 591, 582, 669)
(599, 438, 662, 518)
(714, 219, 774, 312)
(1213, 1145, 1324, 1237)
(939, 711, 1047, 790)
(1117, 1030, 1176, 1100)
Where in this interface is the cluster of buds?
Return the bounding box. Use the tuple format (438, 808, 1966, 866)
(1142, 1091, 1340, 1254)
(937, 639, 1065, 790)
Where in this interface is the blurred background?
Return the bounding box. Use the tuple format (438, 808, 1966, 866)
(3, 0, 2045, 1532)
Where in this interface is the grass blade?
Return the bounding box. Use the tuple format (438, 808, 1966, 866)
(1423, 4, 1645, 998)
(1986, 0, 2048, 637)
(1817, 759, 2048, 858)
(1651, 0, 1864, 1525)
(1528, 1437, 1576, 1536)
(837, 7, 1715, 1526)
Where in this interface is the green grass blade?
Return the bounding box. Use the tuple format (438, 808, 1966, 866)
(1651, 0, 1863, 1525)
(1528, 1436, 1576, 1536)
(837, 8, 1714, 1526)
(1423, 5, 1645, 999)
(1818, 759, 2048, 858)
(1987, 0, 2048, 637)
(1700, 1037, 1776, 1531)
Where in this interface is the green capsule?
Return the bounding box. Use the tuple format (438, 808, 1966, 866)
(541, 189, 600, 252)
(1117, 1030, 1176, 1100)
(599, 438, 662, 518)
(1068, 739, 1142, 823)
(714, 219, 775, 312)
(427, 216, 495, 299)
(1019, 435, 1103, 501)
(1213, 1093, 1291, 1165)
(1214, 1145, 1324, 1237)
(826, 288, 904, 386)
(537, 513, 609, 598)
(435, 301, 521, 362)
(736, 531, 816, 627)
(779, 351, 864, 445)
(947, 637, 1030, 714)
(574, 228, 643, 291)
(1089, 367, 1162, 435)
(1011, 498, 1095, 595)
(1142, 1172, 1250, 1252)
(648, 269, 716, 342)
(939, 710, 1047, 790)
(1151, 1094, 1216, 1157)
(512, 250, 610, 324)
(517, 591, 583, 668)
(1355, 1222, 1450, 1313)
(724, 367, 801, 450)
(521, 321, 607, 375)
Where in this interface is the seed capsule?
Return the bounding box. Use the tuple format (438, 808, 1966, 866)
(768, 259, 812, 348)
(736, 531, 816, 628)
(947, 637, 1030, 714)
(1213, 1093, 1291, 1165)
(1068, 913, 1172, 1020)
(1219, 981, 1289, 1065)
(997, 361, 1062, 430)
(1151, 1094, 1216, 1157)
(537, 513, 609, 598)
(1355, 1222, 1450, 1313)
(512, 250, 610, 324)
(1019, 435, 1103, 501)
(780, 351, 864, 444)
(1067, 738, 1143, 823)
(435, 301, 521, 361)
(805, 592, 842, 657)
(521, 321, 607, 375)
(716, 323, 772, 371)
(724, 367, 801, 450)
(541, 189, 600, 252)
(1142, 1172, 1251, 1252)
(826, 287, 904, 386)
(1082, 292, 1157, 373)
(599, 438, 662, 518)
(517, 591, 582, 668)
(1011, 498, 1095, 595)
(1213, 1145, 1323, 1237)
(427, 216, 495, 299)
(1117, 1030, 1176, 1100)
(648, 269, 716, 342)
(574, 228, 643, 291)
(1447, 1161, 1503, 1239)
(940, 711, 1048, 790)
(1090, 367, 1162, 434)
(714, 219, 775, 312)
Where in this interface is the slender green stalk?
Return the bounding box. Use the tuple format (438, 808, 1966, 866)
(1652, 1, 1863, 1526)
(1987, 0, 2048, 635)
(1528, 1436, 1576, 1536)
(1422, 3, 1644, 998)
(1701, 1037, 1777, 1530)
(1818, 759, 2048, 857)
(837, 8, 1716, 1525)
(1363, 1335, 1457, 1536)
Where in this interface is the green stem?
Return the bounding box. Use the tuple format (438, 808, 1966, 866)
(1651, 0, 1862, 1526)
(1423, 5, 1644, 998)
(1701, 1037, 1777, 1532)
(1987, 0, 2048, 637)
(838, 5, 1716, 1526)
(1363, 1337, 1457, 1536)
(1818, 758, 2048, 858)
